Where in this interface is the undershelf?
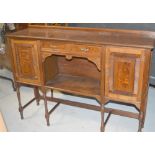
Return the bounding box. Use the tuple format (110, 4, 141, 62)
(45, 74, 100, 98)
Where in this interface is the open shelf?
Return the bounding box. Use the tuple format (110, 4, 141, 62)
(44, 55, 101, 99)
(46, 74, 100, 98)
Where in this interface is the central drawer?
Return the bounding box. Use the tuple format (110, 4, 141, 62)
(41, 41, 101, 57)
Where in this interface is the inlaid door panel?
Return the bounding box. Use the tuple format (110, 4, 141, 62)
(11, 40, 41, 85)
(113, 55, 136, 94)
(105, 46, 146, 108)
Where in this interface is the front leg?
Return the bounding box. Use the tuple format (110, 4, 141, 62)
(34, 87, 40, 106)
(42, 88, 50, 126)
(138, 112, 143, 132)
(100, 103, 105, 132)
(16, 83, 24, 119)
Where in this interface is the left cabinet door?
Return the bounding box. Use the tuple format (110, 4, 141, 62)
(11, 40, 41, 85)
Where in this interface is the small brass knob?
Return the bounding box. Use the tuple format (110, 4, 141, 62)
(80, 48, 89, 52)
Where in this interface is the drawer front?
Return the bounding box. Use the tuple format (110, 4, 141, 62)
(41, 41, 101, 70)
(41, 41, 100, 55)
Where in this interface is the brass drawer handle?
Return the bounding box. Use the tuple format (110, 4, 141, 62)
(80, 48, 89, 52)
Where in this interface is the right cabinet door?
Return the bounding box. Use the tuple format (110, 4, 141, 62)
(105, 46, 146, 107)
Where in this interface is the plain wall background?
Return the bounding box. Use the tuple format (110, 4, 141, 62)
(69, 23, 155, 85)
(69, 23, 155, 31)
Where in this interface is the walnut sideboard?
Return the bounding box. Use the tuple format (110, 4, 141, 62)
(6, 26, 155, 131)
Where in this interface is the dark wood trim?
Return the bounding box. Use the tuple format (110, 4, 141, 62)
(22, 98, 36, 109)
(48, 103, 60, 115)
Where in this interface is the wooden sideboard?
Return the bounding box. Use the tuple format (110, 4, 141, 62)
(6, 26, 155, 131)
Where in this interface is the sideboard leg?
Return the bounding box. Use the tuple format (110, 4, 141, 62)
(141, 110, 146, 129)
(138, 112, 143, 132)
(100, 104, 105, 132)
(34, 87, 40, 106)
(16, 83, 24, 119)
(141, 99, 148, 129)
(138, 121, 142, 132)
(12, 79, 16, 91)
(43, 88, 50, 126)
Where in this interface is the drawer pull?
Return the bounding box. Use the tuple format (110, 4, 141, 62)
(80, 48, 89, 52)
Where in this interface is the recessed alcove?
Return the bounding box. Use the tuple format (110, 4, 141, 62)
(43, 55, 101, 99)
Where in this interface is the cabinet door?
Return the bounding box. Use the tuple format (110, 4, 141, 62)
(11, 40, 41, 85)
(105, 46, 146, 108)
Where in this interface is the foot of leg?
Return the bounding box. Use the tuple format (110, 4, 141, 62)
(34, 87, 40, 106)
(100, 104, 105, 132)
(45, 114, 50, 126)
(138, 121, 142, 132)
(138, 112, 143, 132)
(16, 83, 24, 119)
(19, 107, 24, 119)
(43, 88, 50, 126)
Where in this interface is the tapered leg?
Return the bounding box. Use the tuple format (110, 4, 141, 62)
(34, 87, 40, 106)
(16, 83, 24, 119)
(142, 112, 146, 129)
(42, 88, 50, 126)
(138, 121, 142, 132)
(100, 104, 105, 132)
(12, 79, 16, 91)
(141, 101, 147, 129)
(138, 112, 143, 132)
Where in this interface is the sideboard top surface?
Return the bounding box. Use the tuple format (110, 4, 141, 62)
(6, 26, 155, 49)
